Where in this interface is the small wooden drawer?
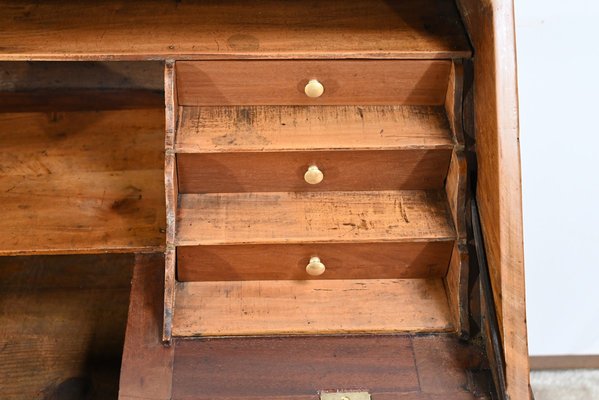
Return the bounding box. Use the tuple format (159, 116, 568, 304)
(177, 241, 454, 282)
(175, 60, 452, 106)
(177, 149, 451, 193)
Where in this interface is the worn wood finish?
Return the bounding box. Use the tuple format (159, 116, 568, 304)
(0, 254, 133, 400)
(444, 243, 470, 336)
(173, 279, 453, 337)
(175, 105, 453, 153)
(0, 0, 471, 61)
(176, 190, 455, 246)
(0, 109, 165, 255)
(163, 62, 178, 343)
(445, 61, 465, 145)
(177, 241, 453, 281)
(176, 60, 452, 106)
(177, 149, 452, 193)
(119, 253, 174, 400)
(457, 0, 531, 398)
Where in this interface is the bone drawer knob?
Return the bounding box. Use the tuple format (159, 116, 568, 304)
(304, 165, 324, 184)
(304, 79, 324, 98)
(306, 257, 326, 276)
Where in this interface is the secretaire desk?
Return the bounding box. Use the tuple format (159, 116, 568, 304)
(0, 1, 530, 399)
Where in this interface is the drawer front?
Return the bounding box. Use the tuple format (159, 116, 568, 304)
(177, 241, 454, 281)
(177, 149, 451, 193)
(176, 60, 451, 106)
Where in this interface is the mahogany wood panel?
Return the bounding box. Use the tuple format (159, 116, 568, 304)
(0, 254, 133, 399)
(172, 336, 418, 399)
(176, 190, 455, 246)
(175, 105, 453, 153)
(119, 254, 174, 400)
(177, 241, 454, 281)
(177, 149, 452, 193)
(0, 109, 165, 255)
(173, 279, 453, 336)
(176, 60, 452, 106)
(0, 0, 471, 61)
(457, 0, 531, 398)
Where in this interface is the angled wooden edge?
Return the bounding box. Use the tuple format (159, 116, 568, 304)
(446, 150, 468, 242)
(163, 61, 178, 343)
(445, 60, 465, 146)
(444, 242, 470, 338)
(457, 0, 531, 398)
(119, 253, 174, 400)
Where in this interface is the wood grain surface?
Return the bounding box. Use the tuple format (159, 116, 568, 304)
(175, 105, 453, 153)
(0, 109, 166, 255)
(0, 0, 471, 61)
(173, 279, 453, 336)
(0, 254, 133, 400)
(176, 60, 451, 106)
(457, 0, 531, 398)
(177, 149, 451, 193)
(119, 253, 174, 400)
(177, 241, 454, 281)
(176, 190, 455, 246)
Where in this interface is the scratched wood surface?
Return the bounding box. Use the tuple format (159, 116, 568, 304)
(457, 0, 531, 398)
(0, 0, 471, 61)
(177, 241, 454, 281)
(0, 109, 166, 255)
(175, 105, 453, 153)
(176, 190, 455, 246)
(173, 279, 453, 337)
(176, 60, 452, 106)
(0, 254, 133, 400)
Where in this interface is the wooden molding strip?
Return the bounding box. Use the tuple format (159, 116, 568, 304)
(530, 355, 599, 370)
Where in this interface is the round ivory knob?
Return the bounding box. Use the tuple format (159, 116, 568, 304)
(306, 257, 326, 276)
(304, 165, 324, 185)
(304, 79, 324, 98)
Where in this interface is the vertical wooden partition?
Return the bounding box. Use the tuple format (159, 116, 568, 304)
(457, 1, 531, 398)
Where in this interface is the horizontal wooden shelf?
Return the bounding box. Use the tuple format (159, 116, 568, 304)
(176, 190, 455, 246)
(0, 109, 166, 255)
(0, 0, 471, 61)
(173, 278, 454, 337)
(175, 105, 453, 153)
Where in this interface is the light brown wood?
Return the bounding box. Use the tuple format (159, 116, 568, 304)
(175, 105, 453, 153)
(177, 149, 452, 193)
(457, 0, 531, 398)
(0, 109, 165, 255)
(119, 253, 174, 400)
(176, 190, 456, 246)
(176, 60, 452, 106)
(529, 355, 599, 370)
(446, 150, 468, 241)
(173, 279, 453, 336)
(0, 0, 471, 61)
(445, 61, 465, 145)
(163, 62, 178, 343)
(444, 243, 469, 336)
(177, 241, 454, 281)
